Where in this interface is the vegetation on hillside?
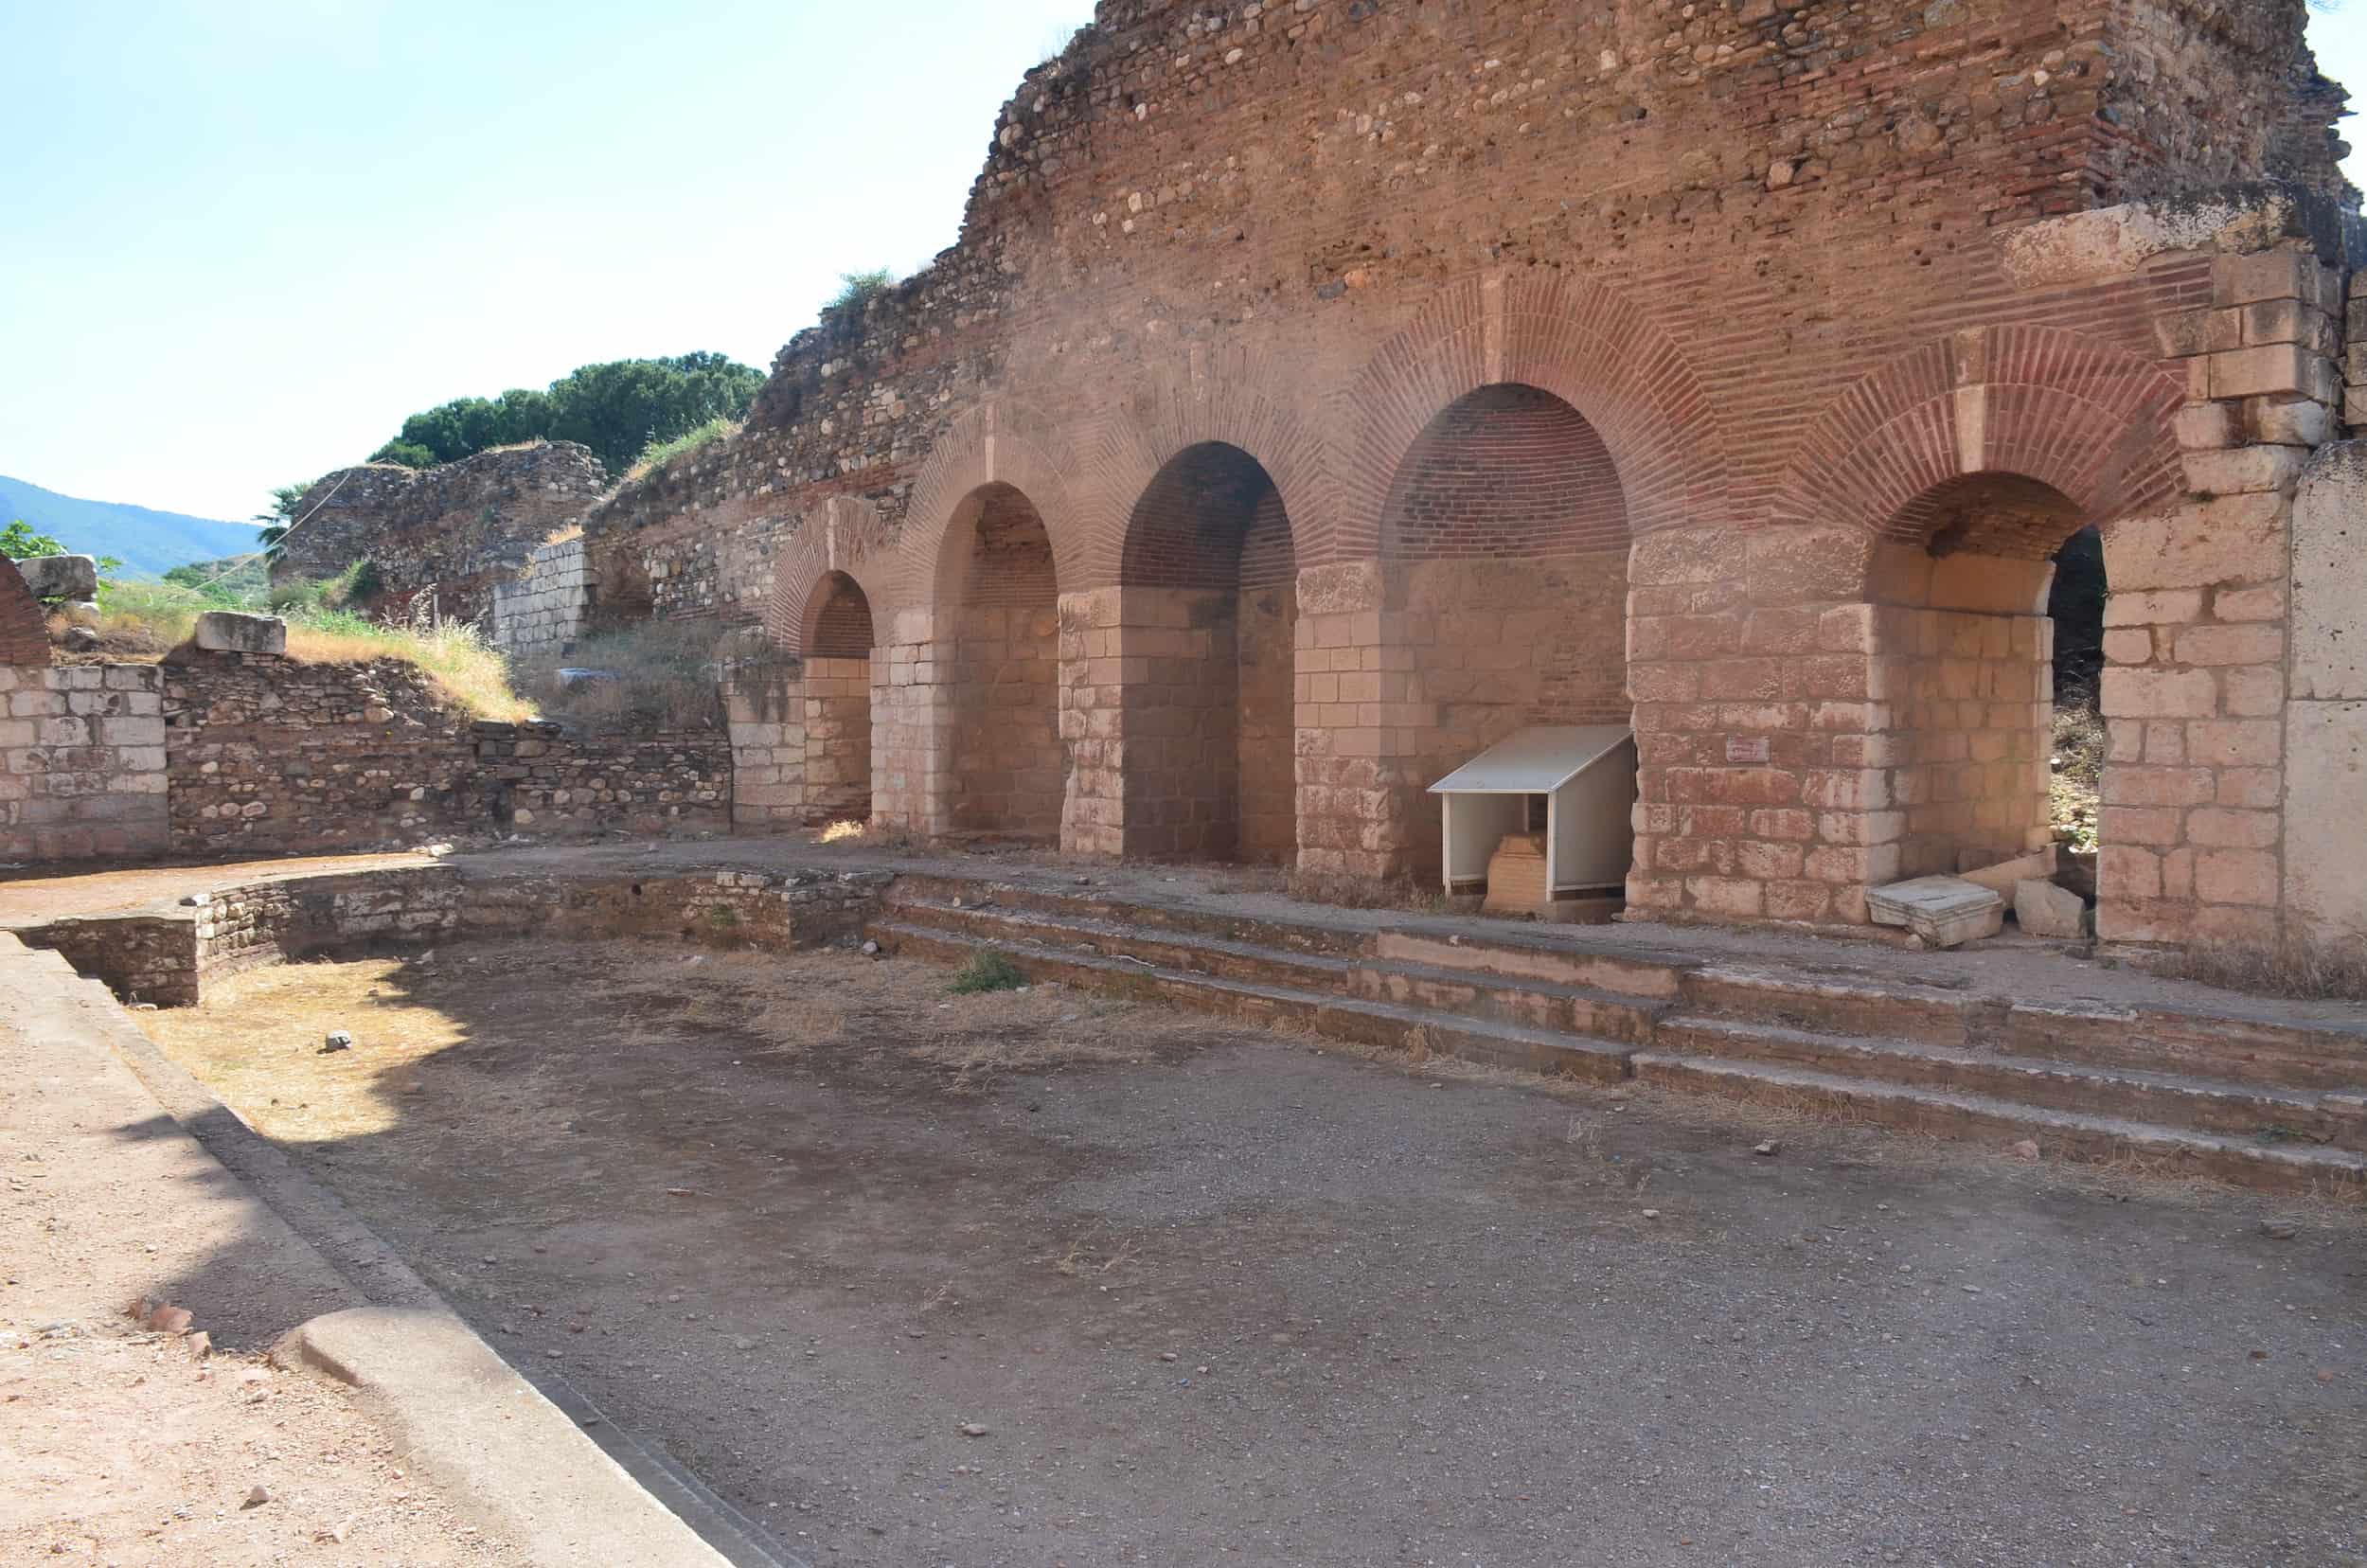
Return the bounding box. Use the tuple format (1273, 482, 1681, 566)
(827, 269, 897, 312)
(370, 352, 765, 475)
(623, 417, 740, 485)
(0, 475, 260, 578)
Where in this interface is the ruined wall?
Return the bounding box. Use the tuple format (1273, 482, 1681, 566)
(538, 0, 2351, 943)
(278, 443, 609, 626)
(490, 535, 594, 657)
(164, 652, 484, 852)
(164, 652, 729, 854)
(472, 720, 728, 835)
(0, 665, 167, 862)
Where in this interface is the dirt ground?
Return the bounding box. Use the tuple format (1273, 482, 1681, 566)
(133, 936, 2367, 1567)
(0, 1329, 522, 1566)
(0, 938, 523, 1567)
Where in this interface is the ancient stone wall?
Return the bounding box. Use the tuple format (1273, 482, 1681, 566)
(472, 721, 728, 835)
(164, 652, 483, 853)
(163, 652, 731, 855)
(493, 1, 2352, 949)
(490, 536, 594, 657)
(20, 864, 897, 1007)
(276, 443, 608, 627)
(0, 665, 168, 862)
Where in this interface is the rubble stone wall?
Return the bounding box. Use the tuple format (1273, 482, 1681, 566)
(162, 652, 730, 855)
(276, 443, 608, 627)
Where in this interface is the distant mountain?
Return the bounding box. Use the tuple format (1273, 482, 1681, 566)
(0, 474, 263, 579)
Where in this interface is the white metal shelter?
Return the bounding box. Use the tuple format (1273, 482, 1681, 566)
(1428, 725, 1637, 898)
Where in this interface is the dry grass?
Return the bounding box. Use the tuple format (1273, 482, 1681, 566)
(541, 523, 584, 548)
(2137, 938, 2367, 1002)
(2050, 693, 2105, 850)
(281, 610, 533, 723)
(622, 418, 740, 487)
(819, 819, 868, 845)
(512, 619, 730, 732)
(140, 940, 1166, 1162)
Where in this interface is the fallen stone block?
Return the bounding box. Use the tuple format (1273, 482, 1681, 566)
(194, 611, 288, 655)
(14, 554, 98, 599)
(1866, 876, 2004, 948)
(2014, 878, 2092, 939)
(1956, 846, 2056, 895)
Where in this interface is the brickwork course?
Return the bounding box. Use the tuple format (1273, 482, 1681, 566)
(0, 557, 50, 668)
(296, 0, 2361, 952)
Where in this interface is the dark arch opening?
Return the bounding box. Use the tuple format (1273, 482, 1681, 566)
(1374, 383, 1634, 895)
(938, 483, 1064, 842)
(801, 572, 875, 824)
(1115, 442, 1298, 863)
(805, 571, 874, 659)
(1878, 472, 2100, 900)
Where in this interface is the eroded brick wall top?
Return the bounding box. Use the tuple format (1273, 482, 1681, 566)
(573, 0, 2351, 627)
(0, 557, 49, 668)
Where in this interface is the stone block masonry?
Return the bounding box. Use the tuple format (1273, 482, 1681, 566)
(490, 535, 593, 657)
(0, 664, 168, 862)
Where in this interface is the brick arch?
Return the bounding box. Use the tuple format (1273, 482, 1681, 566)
(891, 400, 1088, 614)
(1338, 267, 1725, 560)
(761, 495, 895, 654)
(1378, 383, 1629, 561)
(0, 557, 48, 668)
(1773, 324, 2186, 545)
(805, 573, 875, 659)
(1079, 346, 1333, 589)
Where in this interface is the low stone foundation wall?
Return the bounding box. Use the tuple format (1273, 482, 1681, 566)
(163, 651, 731, 855)
(1, 664, 168, 863)
(17, 863, 895, 1007)
(472, 722, 728, 835)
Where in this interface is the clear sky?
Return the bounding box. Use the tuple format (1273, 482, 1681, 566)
(3, 1, 2361, 525)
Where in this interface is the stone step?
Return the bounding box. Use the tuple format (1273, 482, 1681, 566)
(867, 919, 1635, 1083)
(1629, 1052, 2367, 1197)
(2000, 1000, 2367, 1094)
(887, 874, 1369, 957)
(1369, 929, 1689, 1002)
(1682, 965, 1981, 1045)
(886, 896, 1670, 1044)
(1657, 1015, 2367, 1152)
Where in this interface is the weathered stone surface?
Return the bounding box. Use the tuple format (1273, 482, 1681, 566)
(2293, 443, 2366, 703)
(0, 663, 168, 862)
(1866, 877, 2005, 948)
(2014, 878, 2091, 939)
(1958, 847, 2056, 896)
(193, 612, 288, 655)
(13, 554, 98, 599)
(2286, 701, 2367, 943)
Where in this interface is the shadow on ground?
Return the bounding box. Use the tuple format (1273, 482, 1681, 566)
(130, 932, 2367, 1568)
